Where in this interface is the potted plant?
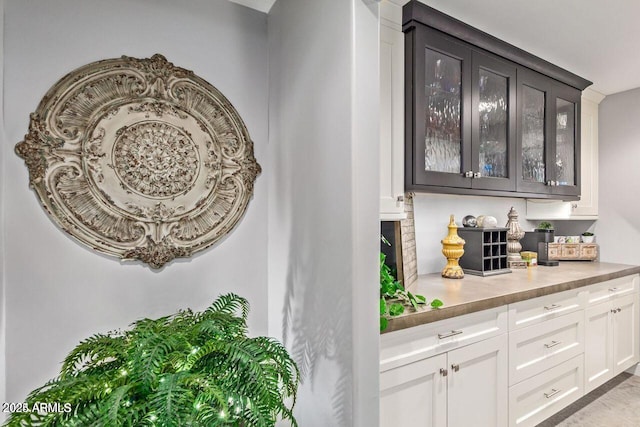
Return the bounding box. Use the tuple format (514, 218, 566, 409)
(535, 221, 554, 232)
(582, 232, 595, 243)
(4, 294, 299, 427)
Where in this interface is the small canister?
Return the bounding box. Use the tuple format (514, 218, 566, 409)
(520, 251, 538, 267)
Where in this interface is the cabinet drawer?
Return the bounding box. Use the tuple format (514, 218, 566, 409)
(586, 275, 639, 307)
(561, 244, 579, 258)
(509, 289, 583, 330)
(380, 306, 507, 372)
(580, 244, 598, 259)
(509, 355, 584, 427)
(509, 310, 584, 385)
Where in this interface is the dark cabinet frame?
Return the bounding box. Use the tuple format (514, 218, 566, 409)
(471, 51, 517, 192)
(403, 1, 591, 200)
(516, 68, 582, 197)
(408, 26, 472, 189)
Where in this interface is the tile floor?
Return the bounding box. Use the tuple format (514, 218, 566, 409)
(538, 373, 640, 426)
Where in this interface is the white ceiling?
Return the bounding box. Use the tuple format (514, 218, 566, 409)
(228, 0, 275, 14)
(232, 0, 640, 95)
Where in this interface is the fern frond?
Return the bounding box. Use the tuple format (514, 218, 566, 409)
(205, 293, 250, 321)
(149, 373, 193, 427)
(61, 333, 126, 377)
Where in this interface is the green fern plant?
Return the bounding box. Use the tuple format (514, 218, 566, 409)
(4, 293, 299, 427)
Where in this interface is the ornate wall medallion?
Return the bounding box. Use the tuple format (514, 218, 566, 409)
(15, 54, 261, 268)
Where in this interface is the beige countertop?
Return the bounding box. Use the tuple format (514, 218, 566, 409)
(383, 262, 640, 333)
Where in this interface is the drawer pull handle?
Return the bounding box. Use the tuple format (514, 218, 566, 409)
(451, 364, 460, 372)
(544, 340, 561, 349)
(609, 287, 619, 292)
(544, 304, 562, 311)
(438, 330, 463, 339)
(544, 388, 561, 399)
(611, 308, 622, 314)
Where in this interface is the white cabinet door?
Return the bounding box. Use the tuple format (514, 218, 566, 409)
(585, 289, 639, 393)
(584, 300, 613, 393)
(612, 292, 640, 375)
(380, 353, 447, 427)
(379, 21, 405, 220)
(447, 334, 508, 427)
(570, 89, 604, 218)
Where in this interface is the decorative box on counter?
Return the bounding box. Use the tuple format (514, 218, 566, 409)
(458, 227, 511, 276)
(548, 243, 598, 261)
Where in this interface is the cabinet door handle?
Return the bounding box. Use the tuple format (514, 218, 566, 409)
(544, 388, 561, 399)
(611, 309, 617, 314)
(464, 171, 474, 178)
(544, 304, 562, 311)
(440, 368, 448, 377)
(396, 195, 404, 202)
(451, 364, 460, 372)
(617, 308, 622, 313)
(473, 172, 482, 179)
(438, 330, 463, 339)
(544, 340, 561, 349)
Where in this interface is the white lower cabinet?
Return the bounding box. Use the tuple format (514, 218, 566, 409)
(585, 288, 640, 393)
(509, 310, 584, 386)
(447, 334, 508, 427)
(380, 274, 640, 427)
(380, 334, 507, 427)
(380, 353, 446, 427)
(380, 308, 508, 427)
(509, 355, 584, 427)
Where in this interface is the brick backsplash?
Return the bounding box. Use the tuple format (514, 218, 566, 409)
(400, 192, 418, 292)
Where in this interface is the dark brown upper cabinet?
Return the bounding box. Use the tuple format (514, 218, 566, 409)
(517, 68, 581, 197)
(403, 1, 590, 200)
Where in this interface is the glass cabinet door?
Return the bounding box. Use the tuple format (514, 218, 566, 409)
(551, 84, 581, 196)
(521, 85, 546, 185)
(555, 98, 575, 186)
(411, 27, 471, 189)
(516, 68, 553, 194)
(424, 49, 462, 174)
(471, 53, 516, 191)
(517, 68, 581, 196)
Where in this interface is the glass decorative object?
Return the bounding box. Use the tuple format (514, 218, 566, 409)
(505, 207, 525, 265)
(441, 215, 465, 279)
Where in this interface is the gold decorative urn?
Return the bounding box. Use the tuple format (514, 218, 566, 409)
(441, 215, 465, 279)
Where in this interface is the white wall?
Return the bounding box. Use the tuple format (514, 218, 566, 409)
(414, 193, 536, 274)
(0, 0, 7, 407)
(598, 88, 640, 265)
(267, 0, 379, 426)
(3, 0, 269, 403)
